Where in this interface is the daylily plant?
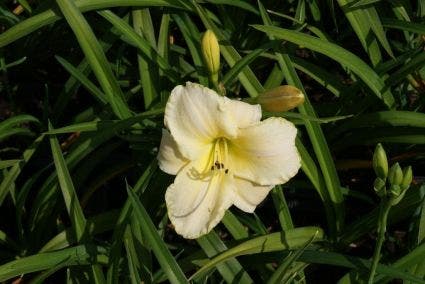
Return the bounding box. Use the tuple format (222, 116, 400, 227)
(158, 82, 301, 239)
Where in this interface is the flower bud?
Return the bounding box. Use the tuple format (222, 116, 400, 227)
(257, 85, 305, 112)
(389, 184, 408, 206)
(389, 184, 401, 197)
(400, 166, 413, 190)
(201, 30, 220, 84)
(373, 177, 386, 198)
(372, 143, 388, 180)
(388, 163, 403, 186)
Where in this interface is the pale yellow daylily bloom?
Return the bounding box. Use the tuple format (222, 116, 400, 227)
(158, 82, 301, 239)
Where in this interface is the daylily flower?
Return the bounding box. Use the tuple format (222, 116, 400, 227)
(158, 82, 301, 239)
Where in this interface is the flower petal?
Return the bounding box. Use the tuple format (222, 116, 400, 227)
(157, 129, 189, 175)
(232, 177, 274, 213)
(229, 117, 301, 185)
(165, 160, 234, 239)
(228, 100, 262, 128)
(164, 82, 238, 160)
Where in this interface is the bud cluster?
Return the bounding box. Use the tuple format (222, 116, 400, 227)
(372, 143, 413, 206)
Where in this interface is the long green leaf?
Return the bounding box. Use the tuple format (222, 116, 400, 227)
(382, 18, 425, 34)
(190, 227, 324, 280)
(0, 134, 44, 205)
(258, 2, 343, 238)
(0, 0, 193, 48)
(126, 186, 188, 284)
(0, 245, 108, 282)
(299, 250, 425, 283)
(99, 10, 180, 83)
(253, 25, 395, 108)
(132, 8, 159, 109)
(197, 231, 253, 283)
(0, 114, 39, 133)
(55, 55, 107, 104)
(0, 159, 21, 170)
(49, 123, 87, 241)
(55, 0, 131, 119)
(333, 111, 425, 137)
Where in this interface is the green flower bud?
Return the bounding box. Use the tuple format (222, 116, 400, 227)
(389, 184, 408, 206)
(388, 163, 403, 186)
(373, 177, 386, 198)
(201, 30, 220, 84)
(400, 166, 413, 190)
(372, 143, 388, 180)
(389, 184, 401, 197)
(257, 85, 305, 112)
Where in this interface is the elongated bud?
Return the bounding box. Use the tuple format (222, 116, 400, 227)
(401, 166, 413, 190)
(257, 85, 305, 112)
(201, 30, 220, 85)
(373, 177, 386, 198)
(388, 163, 403, 186)
(373, 143, 388, 180)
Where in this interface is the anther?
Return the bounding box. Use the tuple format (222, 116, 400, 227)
(225, 169, 229, 174)
(211, 166, 214, 171)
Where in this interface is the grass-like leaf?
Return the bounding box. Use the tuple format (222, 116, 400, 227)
(55, 0, 132, 119)
(126, 185, 188, 284)
(49, 122, 87, 241)
(253, 25, 395, 108)
(190, 227, 324, 280)
(0, 245, 108, 282)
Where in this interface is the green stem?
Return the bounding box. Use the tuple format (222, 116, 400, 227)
(368, 201, 392, 284)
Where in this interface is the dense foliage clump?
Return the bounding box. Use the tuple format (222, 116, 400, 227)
(0, 0, 424, 283)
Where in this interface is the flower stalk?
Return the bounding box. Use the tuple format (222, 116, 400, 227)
(367, 201, 391, 284)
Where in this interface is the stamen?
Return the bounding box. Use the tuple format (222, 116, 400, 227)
(209, 138, 231, 173)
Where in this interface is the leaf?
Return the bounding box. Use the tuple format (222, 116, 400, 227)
(253, 25, 395, 108)
(126, 185, 188, 284)
(299, 250, 425, 283)
(221, 42, 275, 87)
(257, 2, 343, 239)
(267, 231, 319, 284)
(0, 135, 45, 205)
(333, 111, 425, 137)
(190, 227, 324, 280)
(45, 108, 163, 134)
(49, 122, 87, 241)
(0, 0, 192, 48)
(0, 159, 22, 170)
(0, 114, 39, 133)
(99, 10, 180, 83)
(197, 231, 253, 283)
(55, 0, 132, 119)
(0, 245, 108, 282)
(382, 18, 425, 35)
(55, 55, 107, 104)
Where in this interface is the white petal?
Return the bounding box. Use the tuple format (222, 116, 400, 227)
(164, 82, 238, 160)
(228, 100, 262, 128)
(165, 159, 234, 239)
(229, 117, 301, 185)
(233, 177, 274, 213)
(157, 129, 188, 175)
